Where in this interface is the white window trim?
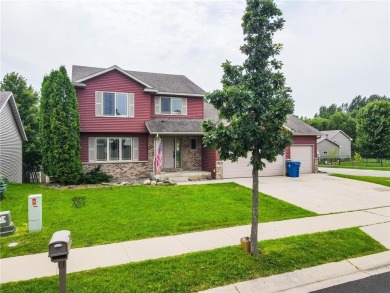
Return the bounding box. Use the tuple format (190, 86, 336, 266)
(95, 91, 134, 118)
(88, 137, 139, 163)
(155, 96, 187, 115)
(103, 92, 128, 117)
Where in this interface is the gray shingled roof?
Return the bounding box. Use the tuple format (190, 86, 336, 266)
(285, 115, 321, 136)
(0, 91, 28, 141)
(145, 119, 204, 134)
(317, 136, 340, 146)
(72, 65, 206, 95)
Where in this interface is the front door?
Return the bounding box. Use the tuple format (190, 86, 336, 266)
(163, 138, 181, 169)
(163, 138, 174, 168)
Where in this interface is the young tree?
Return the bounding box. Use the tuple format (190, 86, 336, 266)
(40, 66, 82, 183)
(0, 73, 40, 169)
(356, 100, 390, 159)
(202, 0, 294, 255)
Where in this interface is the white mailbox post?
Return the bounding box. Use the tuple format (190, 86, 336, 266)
(28, 194, 42, 232)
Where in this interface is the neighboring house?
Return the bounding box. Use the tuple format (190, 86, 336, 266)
(317, 130, 352, 159)
(0, 91, 27, 183)
(317, 136, 340, 159)
(72, 65, 321, 180)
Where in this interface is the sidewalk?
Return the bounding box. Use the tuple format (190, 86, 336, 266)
(1, 207, 389, 284)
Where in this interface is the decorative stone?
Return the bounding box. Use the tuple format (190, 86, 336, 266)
(0, 211, 15, 237)
(143, 179, 151, 185)
(150, 181, 157, 186)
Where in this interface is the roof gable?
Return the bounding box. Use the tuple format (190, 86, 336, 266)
(321, 130, 353, 141)
(0, 91, 27, 141)
(72, 65, 206, 96)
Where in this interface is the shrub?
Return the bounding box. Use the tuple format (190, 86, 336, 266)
(79, 165, 113, 184)
(353, 152, 362, 162)
(0, 174, 7, 200)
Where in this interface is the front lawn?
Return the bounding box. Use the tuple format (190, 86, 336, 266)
(1, 228, 386, 293)
(0, 183, 316, 258)
(331, 174, 390, 187)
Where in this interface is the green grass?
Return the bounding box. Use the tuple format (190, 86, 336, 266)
(320, 159, 390, 171)
(331, 174, 390, 187)
(1, 228, 386, 293)
(0, 183, 316, 258)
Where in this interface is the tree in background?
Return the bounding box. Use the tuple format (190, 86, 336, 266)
(202, 0, 294, 255)
(40, 66, 81, 183)
(356, 100, 390, 159)
(0, 73, 40, 169)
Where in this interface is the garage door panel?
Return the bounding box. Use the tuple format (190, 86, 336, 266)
(223, 154, 285, 179)
(290, 145, 313, 174)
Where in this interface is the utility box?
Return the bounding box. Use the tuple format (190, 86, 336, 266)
(0, 211, 15, 236)
(28, 194, 42, 232)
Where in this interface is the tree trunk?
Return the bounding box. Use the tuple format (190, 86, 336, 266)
(250, 147, 259, 255)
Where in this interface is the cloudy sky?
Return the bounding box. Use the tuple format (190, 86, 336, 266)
(1, 0, 389, 118)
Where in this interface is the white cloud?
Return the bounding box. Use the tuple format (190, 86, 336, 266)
(1, 0, 389, 117)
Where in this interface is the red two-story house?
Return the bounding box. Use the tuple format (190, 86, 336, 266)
(72, 65, 320, 180)
(72, 65, 215, 179)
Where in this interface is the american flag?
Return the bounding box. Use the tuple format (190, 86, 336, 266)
(155, 137, 163, 174)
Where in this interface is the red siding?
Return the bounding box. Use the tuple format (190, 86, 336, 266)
(80, 132, 148, 162)
(77, 70, 151, 133)
(151, 96, 204, 119)
(286, 135, 318, 159)
(202, 147, 219, 179)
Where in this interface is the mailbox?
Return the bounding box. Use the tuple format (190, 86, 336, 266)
(48, 230, 71, 263)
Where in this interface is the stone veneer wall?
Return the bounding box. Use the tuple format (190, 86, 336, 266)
(82, 162, 150, 179)
(215, 161, 223, 179)
(181, 136, 202, 171)
(314, 157, 319, 173)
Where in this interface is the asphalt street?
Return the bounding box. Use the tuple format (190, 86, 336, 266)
(311, 272, 390, 293)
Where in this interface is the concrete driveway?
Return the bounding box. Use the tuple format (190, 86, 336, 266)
(318, 167, 390, 178)
(232, 173, 390, 214)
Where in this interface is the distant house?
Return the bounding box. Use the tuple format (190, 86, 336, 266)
(317, 130, 352, 159)
(0, 91, 27, 183)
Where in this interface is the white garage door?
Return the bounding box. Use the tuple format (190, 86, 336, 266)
(223, 154, 285, 179)
(290, 145, 313, 174)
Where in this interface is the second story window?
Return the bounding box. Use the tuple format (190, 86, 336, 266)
(161, 97, 181, 114)
(103, 92, 127, 116)
(95, 91, 134, 118)
(154, 96, 187, 115)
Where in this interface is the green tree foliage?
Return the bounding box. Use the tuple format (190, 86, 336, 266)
(315, 103, 342, 119)
(202, 0, 294, 255)
(40, 66, 82, 183)
(0, 73, 40, 168)
(356, 100, 390, 159)
(304, 117, 330, 131)
(347, 94, 389, 117)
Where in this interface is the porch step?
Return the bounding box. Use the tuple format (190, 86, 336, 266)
(154, 171, 212, 182)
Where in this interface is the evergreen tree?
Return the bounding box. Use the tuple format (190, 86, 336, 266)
(202, 0, 294, 255)
(40, 66, 81, 183)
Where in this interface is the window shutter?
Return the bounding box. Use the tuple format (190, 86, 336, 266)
(88, 137, 96, 162)
(154, 96, 161, 114)
(95, 91, 103, 116)
(181, 98, 187, 115)
(133, 137, 139, 161)
(128, 93, 134, 118)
